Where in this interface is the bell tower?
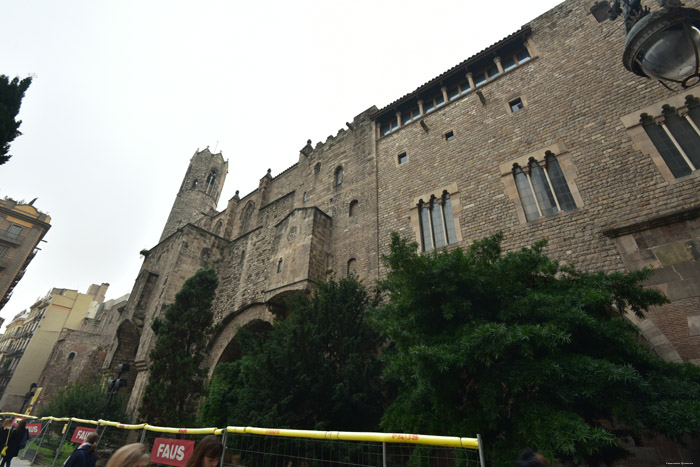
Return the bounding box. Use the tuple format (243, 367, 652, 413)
(160, 148, 228, 242)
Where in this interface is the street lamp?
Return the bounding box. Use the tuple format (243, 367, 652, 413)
(18, 382, 37, 414)
(609, 0, 700, 89)
(102, 363, 129, 419)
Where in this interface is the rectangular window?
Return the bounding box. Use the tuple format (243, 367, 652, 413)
(516, 49, 531, 64)
(486, 64, 500, 79)
(4, 225, 23, 241)
(0, 246, 7, 259)
(401, 106, 421, 125)
(502, 56, 517, 72)
(398, 152, 407, 164)
(510, 98, 524, 112)
(418, 192, 459, 252)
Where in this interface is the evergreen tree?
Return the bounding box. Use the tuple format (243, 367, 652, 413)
(372, 232, 700, 466)
(199, 276, 385, 432)
(140, 268, 218, 426)
(39, 379, 127, 421)
(0, 75, 32, 165)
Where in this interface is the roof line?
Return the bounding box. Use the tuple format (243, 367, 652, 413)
(371, 25, 531, 119)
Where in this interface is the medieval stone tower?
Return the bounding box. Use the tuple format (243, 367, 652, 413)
(160, 148, 228, 242)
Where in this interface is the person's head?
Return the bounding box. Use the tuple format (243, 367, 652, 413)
(85, 432, 99, 453)
(16, 419, 26, 430)
(516, 449, 549, 467)
(106, 443, 148, 467)
(2, 419, 10, 429)
(185, 435, 223, 467)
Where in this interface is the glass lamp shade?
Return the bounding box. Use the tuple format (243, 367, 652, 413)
(624, 7, 700, 88)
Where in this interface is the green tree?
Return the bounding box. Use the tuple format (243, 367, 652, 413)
(199, 276, 385, 432)
(140, 268, 218, 426)
(372, 232, 700, 466)
(39, 379, 127, 421)
(0, 75, 32, 165)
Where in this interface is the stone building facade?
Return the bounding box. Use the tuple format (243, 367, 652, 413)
(0, 198, 51, 311)
(92, 0, 699, 440)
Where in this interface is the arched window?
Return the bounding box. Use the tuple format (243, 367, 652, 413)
(240, 202, 255, 234)
(67, 352, 76, 362)
(277, 258, 283, 273)
(418, 191, 458, 252)
(205, 169, 218, 195)
(349, 200, 359, 217)
(303, 192, 308, 203)
(347, 258, 357, 276)
(335, 166, 343, 186)
(314, 163, 321, 175)
(512, 152, 577, 222)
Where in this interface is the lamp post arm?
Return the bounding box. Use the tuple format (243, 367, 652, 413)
(608, 0, 650, 32)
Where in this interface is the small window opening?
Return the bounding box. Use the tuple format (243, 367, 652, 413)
(303, 192, 308, 203)
(445, 131, 454, 141)
(335, 166, 343, 186)
(192, 179, 198, 188)
(398, 152, 407, 164)
(68, 352, 76, 362)
(277, 258, 283, 273)
(347, 258, 357, 276)
(509, 98, 524, 113)
(314, 163, 321, 175)
(349, 200, 359, 217)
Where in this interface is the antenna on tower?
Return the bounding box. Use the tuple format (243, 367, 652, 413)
(214, 141, 219, 152)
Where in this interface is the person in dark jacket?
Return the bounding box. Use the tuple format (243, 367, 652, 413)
(0, 419, 29, 467)
(64, 432, 99, 467)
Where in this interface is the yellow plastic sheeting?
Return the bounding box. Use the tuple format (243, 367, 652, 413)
(224, 427, 479, 449)
(0, 412, 38, 419)
(98, 420, 147, 430)
(143, 425, 219, 435)
(70, 417, 99, 425)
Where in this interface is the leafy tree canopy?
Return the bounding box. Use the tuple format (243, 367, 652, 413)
(372, 232, 700, 466)
(0, 75, 32, 165)
(39, 379, 126, 421)
(199, 276, 386, 432)
(140, 268, 218, 426)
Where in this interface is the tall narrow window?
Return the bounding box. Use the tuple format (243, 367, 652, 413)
(240, 202, 255, 234)
(349, 200, 359, 217)
(4, 225, 23, 241)
(335, 166, 343, 186)
(512, 153, 577, 222)
(347, 258, 357, 276)
(418, 192, 458, 252)
(277, 258, 283, 273)
(205, 170, 218, 195)
(641, 114, 694, 178)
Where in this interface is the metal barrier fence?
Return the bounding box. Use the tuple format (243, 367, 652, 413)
(0, 413, 484, 467)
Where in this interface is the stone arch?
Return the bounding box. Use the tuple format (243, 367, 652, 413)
(206, 303, 275, 379)
(240, 201, 255, 234)
(625, 311, 682, 362)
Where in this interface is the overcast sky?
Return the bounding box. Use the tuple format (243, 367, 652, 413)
(1, 0, 563, 327)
